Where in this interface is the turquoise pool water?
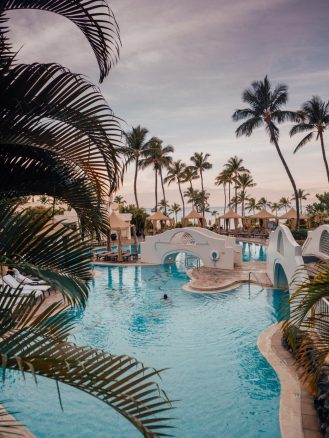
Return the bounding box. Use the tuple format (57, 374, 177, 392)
(0, 262, 285, 438)
(94, 244, 141, 254)
(240, 241, 267, 262)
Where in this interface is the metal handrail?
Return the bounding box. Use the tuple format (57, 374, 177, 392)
(248, 271, 265, 291)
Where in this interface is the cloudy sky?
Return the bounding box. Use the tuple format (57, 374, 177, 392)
(7, 0, 329, 207)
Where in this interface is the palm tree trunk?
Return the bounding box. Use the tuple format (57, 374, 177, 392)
(134, 159, 139, 208)
(159, 168, 167, 215)
(269, 125, 300, 228)
(228, 182, 231, 205)
(175, 211, 178, 223)
(223, 183, 227, 215)
(178, 180, 185, 218)
(319, 131, 329, 183)
(200, 171, 205, 217)
(234, 172, 238, 213)
(155, 168, 158, 211)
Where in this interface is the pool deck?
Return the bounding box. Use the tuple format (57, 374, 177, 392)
(184, 261, 272, 293)
(258, 323, 321, 438)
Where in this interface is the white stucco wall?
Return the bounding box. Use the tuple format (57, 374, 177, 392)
(267, 225, 307, 291)
(140, 228, 241, 269)
(302, 224, 329, 260)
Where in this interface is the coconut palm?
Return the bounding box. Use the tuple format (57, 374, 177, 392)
(169, 203, 181, 223)
(283, 263, 329, 389)
(184, 187, 198, 210)
(235, 173, 256, 216)
(215, 169, 231, 214)
(258, 197, 270, 209)
(140, 138, 173, 213)
(158, 199, 169, 213)
(165, 160, 187, 217)
(279, 196, 292, 212)
(270, 202, 281, 216)
(291, 189, 310, 214)
(114, 195, 126, 205)
(224, 156, 250, 212)
(246, 197, 258, 215)
(182, 165, 199, 189)
(124, 126, 150, 208)
(290, 96, 329, 182)
(233, 76, 301, 227)
(190, 152, 212, 216)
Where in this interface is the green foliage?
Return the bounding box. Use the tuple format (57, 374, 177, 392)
(306, 192, 329, 215)
(291, 228, 308, 241)
(119, 204, 148, 235)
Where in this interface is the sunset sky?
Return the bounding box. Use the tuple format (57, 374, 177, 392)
(7, 0, 329, 207)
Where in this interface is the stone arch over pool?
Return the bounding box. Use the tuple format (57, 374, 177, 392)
(162, 249, 204, 266)
(140, 227, 242, 269)
(273, 262, 289, 289)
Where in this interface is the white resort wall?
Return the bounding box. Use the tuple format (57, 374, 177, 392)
(267, 225, 307, 291)
(140, 227, 242, 269)
(303, 224, 329, 260)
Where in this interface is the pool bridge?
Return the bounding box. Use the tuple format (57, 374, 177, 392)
(140, 227, 242, 269)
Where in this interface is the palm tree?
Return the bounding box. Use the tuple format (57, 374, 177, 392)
(235, 173, 256, 216)
(140, 138, 173, 213)
(233, 76, 301, 227)
(215, 169, 231, 214)
(158, 199, 169, 213)
(169, 203, 181, 223)
(182, 165, 199, 189)
(283, 263, 329, 390)
(114, 195, 126, 205)
(246, 197, 258, 215)
(165, 160, 187, 217)
(291, 189, 310, 214)
(224, 156, 250, 212)
(190, 152, 212, 216)
(279, 196, 291, 212)
(258, 197, 270, 209)
(124, 126, 150, 208)
(270, 202, 281, 216)
(290, 96, 329, 182)
(184, 186, 198, 210)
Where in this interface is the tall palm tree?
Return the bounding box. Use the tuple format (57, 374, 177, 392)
(158, 199, 169, 213)
(215, 169, 231, 214)
(184, 186, 198, 210)
(246, 197, 258, 215)
(235, 172, 256, 216)
(169, 203, 181, 223)
(190, 152, 212, 216)
(224, 156, 250, 212)
(279, 196, 291, 212)
(182, 165, 199, 189)
(232, 76, 301, 227)
(114, 195, 126, 205)
(270, 202, 281, 216)
(165, 160, 186, 217)
(140, 138, 173, 213)
(124, 126, 150, 208)
(291, 189, 310, 214)
(258, 197, 270, 209)
(290, 96, 329, 182)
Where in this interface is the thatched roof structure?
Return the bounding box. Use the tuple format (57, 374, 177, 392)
(251, 208, 276, 220)
(220, 209, 242, 219)
(147, 211, 170, 221)
(109, 211, 130, 230)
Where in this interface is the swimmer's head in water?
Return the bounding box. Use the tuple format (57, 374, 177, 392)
(163, 294, 168, 300)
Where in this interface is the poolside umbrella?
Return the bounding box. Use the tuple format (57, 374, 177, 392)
(147, 211, 171, 234)
(184, 210, 203, 227)
(109, 212, 130, 262)
(220, 209, 241, 231)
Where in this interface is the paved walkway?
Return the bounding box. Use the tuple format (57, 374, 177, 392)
(185, 261, 272, 292)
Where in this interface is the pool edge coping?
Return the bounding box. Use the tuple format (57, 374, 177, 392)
(258, 323, 314, 438)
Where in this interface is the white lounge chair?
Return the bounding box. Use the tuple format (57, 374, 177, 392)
(12, 268, 47, 285)
(3, 275, 50, 292)
(0, 277, 43, 298)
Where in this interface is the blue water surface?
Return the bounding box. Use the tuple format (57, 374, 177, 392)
(240, 241, 267, 262)
(1, 260, 285, 438)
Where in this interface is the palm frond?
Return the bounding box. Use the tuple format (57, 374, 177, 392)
(0, 203, 92, 308)
(235, 117, 262, 137)
(293, 132, 314, 153)
(0, 0, 121, 82)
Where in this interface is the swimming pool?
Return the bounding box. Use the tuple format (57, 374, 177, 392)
(1, 263, 285, 437)
(240, 241, 267, 262)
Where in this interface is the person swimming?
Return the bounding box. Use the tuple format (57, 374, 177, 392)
(163, 294, 168, 300)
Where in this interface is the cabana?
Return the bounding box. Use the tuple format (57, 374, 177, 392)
(250, 209, 276, 231)
(279, 208, 307, 227)
(218, 209, 242, 233)
(182, 210, 205, 227)
(146, 211, 171, 235)
(109, 211, 130, 262)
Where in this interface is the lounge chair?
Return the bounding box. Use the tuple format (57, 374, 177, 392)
(12, 268, 48, 285)
(0, 277, 44, 299)
(3, 275, 51, 292)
